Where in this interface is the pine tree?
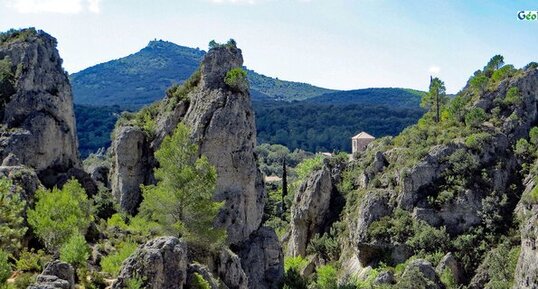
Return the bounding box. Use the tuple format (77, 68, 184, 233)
(0, 177, 27, 255)
(140, 123, 225, 246)
(421, 76, 447, 123)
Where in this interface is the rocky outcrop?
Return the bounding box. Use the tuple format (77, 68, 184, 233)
(399, 259, 442, 289)
(217, 249, 248, 289)
(0, 29, 80, 182)
(29, 260, 75, 289)
(112, 237, 188, 289)
(183, 45, 265, 244)
(289, 159, 345, 257)
(237, 227, 284, 289)
(436, 252, 463, 284)
(110, 126, 150, 214)
(513, 212, 538, 289)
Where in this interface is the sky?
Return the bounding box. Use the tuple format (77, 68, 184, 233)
(0, 0, 536, 93)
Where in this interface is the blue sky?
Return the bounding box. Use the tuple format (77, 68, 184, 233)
(0, 0, 536, 93)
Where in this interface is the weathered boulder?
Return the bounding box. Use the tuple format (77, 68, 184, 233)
(110, 126, 150, 214)
(436, 252, 463, 284)
(0, 29, 80, 180)
(399, 259, 442, 289)
(29, 260, 75, 289)
(217, 249, 248, 289)
(238, 227, 284, 289)
(288, 166, 333, 257)
(112, 237, 188, 289)
(183, 45, 266, 244)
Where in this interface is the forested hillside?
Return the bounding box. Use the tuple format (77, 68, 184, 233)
(71, 40, 425, 156)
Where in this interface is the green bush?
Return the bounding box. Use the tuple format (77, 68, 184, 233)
(166, 69, 200, 102)
(16, 249, 49, 272)
(126, 275, 144, 289)
(0, 250, 11, 285)
(224, 68, 248, 91)
(0, 177, 27, 255)
(492, 65, 516, 83)
(284, 256, 309, 273)
(315, 265, 338, 289)
(465, 132, 491, 150)
(503, 87, 522, 106)
(59, 233, 90, 268)
(465, 108, 486, 128)
(28, 179, 92, 252)
(13, 272, 36, 289)
(107, 213, 128, 230)
(190, 273, 211, 289)
(100, 241, 138, 277)
(307, 233, 340, 261)
(283, 268, 308, 289)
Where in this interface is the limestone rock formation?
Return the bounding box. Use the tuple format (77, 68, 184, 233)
(217, 249, 248, 289)
(183, 45, 266, 244)
(288, 159, 345, 257)
(0, 29, 80, 183)
(29, 260, 75, 289)
(112, 237, 188, 289)
(237, 227, 284, 289)
(110, 126, 150, 214)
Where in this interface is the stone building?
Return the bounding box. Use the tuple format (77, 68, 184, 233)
(351, 132, 375, 154)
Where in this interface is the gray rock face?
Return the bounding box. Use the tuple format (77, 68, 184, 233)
(29, 260, 75, 289)
(183, 45, 265, 244)
(112, 237, 188, 289)
(0, 30, 80, 178)
(237, 227, 284, 289)
(289, 166, 333, 257)
(217, 249, 248, 289)
(110, 126, 150, 214)
(513, 212, 538, 289)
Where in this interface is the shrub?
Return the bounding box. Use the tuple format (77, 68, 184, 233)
(224, 67, 248, 92)
(440, 268, 457, 289)
(0, 250, 11, 285)
(13, 272, 36, 289)
(28, 179, 92, 252)
(100, 241, 138, 277)
(465, 132, 491, 150)
(166, 69, 200, 102)
(126, 275, 144, 289)
(503, 87, 522, 106)
(492, 65, 516, 83)
(190, 273, 211, 289)
(283, 268, 308, 289)
(0, 177, 27, 255)
(284, 256, 309, 273)
(16, 249, 49, 272)
(59, 233, 90, 268)
(307, 233, 340, 261)
(107, 213, 128, 231)
(92, 188, 116, 220)
(139, 124, 225, 246)
(465, 108, 486, 128)
(315, 265, 338, 289)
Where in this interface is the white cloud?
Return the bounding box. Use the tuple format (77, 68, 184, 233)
(429, 65, 441, 75)
(6, 0, 102, 14)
